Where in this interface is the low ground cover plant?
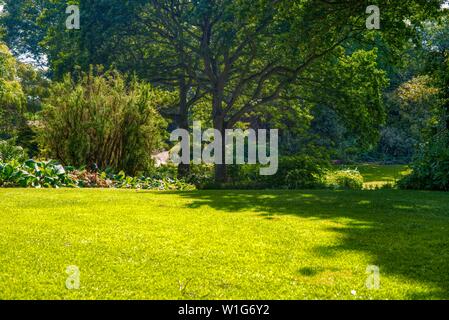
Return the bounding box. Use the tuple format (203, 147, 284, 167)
(0, 159, 195, 190)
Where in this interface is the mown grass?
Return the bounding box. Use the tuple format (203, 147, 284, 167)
(336, 164, 411, 189)
(1, 188, 448, 300)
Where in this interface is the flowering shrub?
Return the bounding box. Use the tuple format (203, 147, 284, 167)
(324, 169, 364, 190)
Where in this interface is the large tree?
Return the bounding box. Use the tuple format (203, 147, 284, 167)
(137, 0, 443, 181)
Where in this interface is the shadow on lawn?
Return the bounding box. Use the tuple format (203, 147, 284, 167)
(165, 189, 449, 298)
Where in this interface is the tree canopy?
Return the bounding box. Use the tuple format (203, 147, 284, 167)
(0, 0, 447, 182)
(0, 43, 25, 138)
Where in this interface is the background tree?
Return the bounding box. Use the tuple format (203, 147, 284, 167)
(1, 0, 204, 176)
(0, 43, 25, 139)
(399, 12, 449, 190)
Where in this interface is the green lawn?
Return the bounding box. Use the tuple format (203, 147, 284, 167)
(1, 188, 448, 300)
(337, 164, 411, 189)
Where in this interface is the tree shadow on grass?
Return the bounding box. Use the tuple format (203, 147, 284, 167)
(163, 189, 449, 299)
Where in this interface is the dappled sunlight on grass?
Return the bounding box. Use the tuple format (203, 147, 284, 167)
(347, 164, 410, 182)
(0, 189, 448, 299)
(175, 189, 449, 298)
(334, 164, 411, 189)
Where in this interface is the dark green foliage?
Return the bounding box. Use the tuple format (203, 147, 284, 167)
(377, 127, 416, 161)
(399, 132, 449, 191)
(271, 156, 328, 189)
(221, 155, 329, 190)
(398, 16, 449, 190)
(0, 0, 49, 63)
(0, 43, 26, 139)
(184, 164, 215, 188)
(0, 139, 27, 162)
(139, 163, 215, 189)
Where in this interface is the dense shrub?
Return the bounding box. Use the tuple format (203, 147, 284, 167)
(219, 155, 328, 189)
(398, 132, 449, 191)
(324, 169, 364, 190)
(185, 164, 214, 187)
(203, 158, 366, 190)
(145, 163, 214, 188)
(39, 68, 175, 175)
(263, 155, 329, 189)
(152, 158, 365, 190)
(0, 159, 195, 190)
(0, 139, 27, 162)
(378, 127, 416, 161)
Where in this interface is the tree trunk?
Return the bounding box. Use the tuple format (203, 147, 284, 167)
(213, 95, 227, 184)
(177, 75, 191, 178)
(213, 122, 227, 184)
